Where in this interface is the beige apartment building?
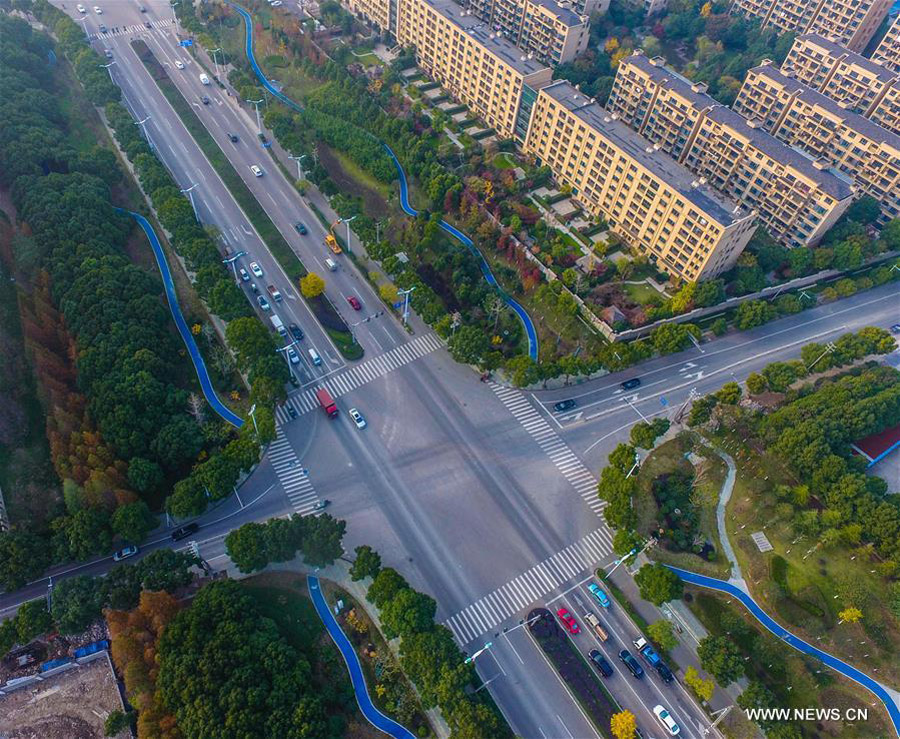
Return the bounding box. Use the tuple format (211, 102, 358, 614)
(396, 0, 554, 140)
(734, 62, 900, 225)
(347, 0, 393, 33)
(873, 15, 900, 73)
(731, 0, 891, 52)
(523, 81, 758, 281)
(462, 0, 590, 65)
(606, 52, 854, 247)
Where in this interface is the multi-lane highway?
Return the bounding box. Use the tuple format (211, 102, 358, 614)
(21, 1, 900, 736)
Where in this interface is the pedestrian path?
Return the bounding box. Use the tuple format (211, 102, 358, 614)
(268, 425, 321, 515)
(490, 383, 604, 517)
(444, 526, 613, 644)
(91, 18, 172, 39)
(275, 333, 444, 424)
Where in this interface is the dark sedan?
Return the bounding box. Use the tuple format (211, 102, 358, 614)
(171, 522, 199, 542)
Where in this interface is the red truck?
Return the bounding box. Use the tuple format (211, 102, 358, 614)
(316, 388, 338, 418)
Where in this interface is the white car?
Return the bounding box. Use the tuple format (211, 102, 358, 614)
(113, 545, 138, 562)
(76, 4, 86, 12)
(257, 295, 271, 311)
(270, 0, 283, 5)
(250, 164, 263, 177)
(348, 408, 367, 429)
(288, 347, 300, 364)
(175, 60, 185, 69)
(249, 262, 263, 278)
(238, 267, 250, 282)
(93, 5, 102, 13)
(653, 705, 681, 736)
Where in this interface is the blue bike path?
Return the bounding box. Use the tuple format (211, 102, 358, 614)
(123, 210, 244, 429)
(307, 576, 417, 739)
(227, 3, 539, 361)
(667, 566, 900, 737)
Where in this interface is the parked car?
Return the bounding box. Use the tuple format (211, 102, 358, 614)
(171, 523, 199, 541)
(113, 545, 138, 562)
(588, 582, 611, 608)
(98, 23, 107, 32)
(347, 295, 362, 310)
(238, 267, 250, 282)
(250, 164, 263, 177)
(621, 377, 641, 390)
(288, 347, 300, 365)
(588, 649, 614, 677)
(289, 323, 304, 341)
(104, 49, 113, 59)
(77, 4, 86, 12)
(257, 295, 271, 311)
(249, 262, 263, 278)
(294, 221, 308, 235)
(553, 398, 576, 412)
(349, 408, 367, 429)
(656, 662, 675, 684)
(556, 608, 580, 635)
(653, 705, 681, 736)
(93, 5, 102, 13)
(618, 649, 644, 679)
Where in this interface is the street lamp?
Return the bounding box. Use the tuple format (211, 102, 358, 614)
(275, 341, 298, 369)
(222, 250, 247, 281)
(77, 14, 90, 38)
(464, 642, 493, 664)
(806, 341, 836, 371)
(340, 215, 357, 251)
(135, 115, 153, 151)
(288, 154, 307, 180)
(246, 98, 264, 134)
(170, 0, 180, 29)
(397, 286, 415, 325)
(180, 184, 199, 223)
(207, 47, 222, 77)
(248, 403, 259, 440)
(99, 60, 116, 83)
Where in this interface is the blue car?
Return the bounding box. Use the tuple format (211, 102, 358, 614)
(589, 582, 611, 608)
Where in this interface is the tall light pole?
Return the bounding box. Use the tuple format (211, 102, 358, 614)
(170, 0, 180, 30)
(806, 341, 836, 372)
(464, 642, 493, 664)
(208, 47, 222, 77)
(77, 14, 90, 38)
(341, 215, 357, 251)
(99, 61, 116, 83)
(248, 404, 259, 440)
(135, 115, 153, 151)
(288, 154, 307, 180)
(180, 184, 199, 222)
(375, 218, 385, 243)
(246, 98, 264, 134)
(397, 286, 416, 325)
(222, 250, 247, 281)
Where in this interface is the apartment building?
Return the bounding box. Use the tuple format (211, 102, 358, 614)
(872, 15, 900, 73)
(396, 0, 554, 140)
(782, 34, 900, 114)
(347, 0, 394, 33)
(734, 62, 900, 225)
(731, 0, 891, 53)
(606, 52, 855, 246)
(460, 0, 590, 65)
(523, 80, 758, 281)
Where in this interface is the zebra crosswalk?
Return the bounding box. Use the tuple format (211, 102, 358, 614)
(275, 333, 444, 424)
(91, 18, 172, 39)
(490, 383, 604, 516)
(268, 426, 321, 515)
(444, 527, 613, 644)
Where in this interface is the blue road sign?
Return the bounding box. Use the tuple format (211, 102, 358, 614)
(660, 397, 668, 406)
(179, 39, 193, 47)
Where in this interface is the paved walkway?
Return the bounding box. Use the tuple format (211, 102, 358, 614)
(712, 449, 747, 591)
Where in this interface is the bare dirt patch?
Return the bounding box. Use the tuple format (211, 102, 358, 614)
(0, 657, 127, 739)
(318, 144, 392, 219)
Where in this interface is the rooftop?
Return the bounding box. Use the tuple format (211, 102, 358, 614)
(619, 51, 718, 110)
(704, 105, 855, 200)
(541, 81, 751, 226)
(529, 0, 585, 26)
(427, 0, 552, 75)
(751, 62, 900, 151)
(793, 33, 898, 84)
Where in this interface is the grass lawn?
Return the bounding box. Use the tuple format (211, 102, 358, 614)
(621, 281, 663, 305)
(492, 152, 517, 169)
(333, 149, 393, 202)
(351, 51, 380, 66)
(710, 424, 900, 688)
(636, 434, 733, 579)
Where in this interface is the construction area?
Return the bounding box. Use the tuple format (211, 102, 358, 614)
(0, 655, 127, 739)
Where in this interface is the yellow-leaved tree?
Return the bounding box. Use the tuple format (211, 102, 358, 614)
(611, 709, 637, 739)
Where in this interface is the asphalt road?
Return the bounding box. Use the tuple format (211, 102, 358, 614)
(20, 2, 900, 736)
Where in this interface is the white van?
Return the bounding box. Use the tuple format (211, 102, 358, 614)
(324, 258, 337, 272)
(199, 73, 210, 85)
(308, 348, 322, 366)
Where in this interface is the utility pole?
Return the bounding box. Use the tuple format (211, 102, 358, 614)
(170, 0, 180, 30)
(375, 219, 385, 243)
(135, 115, 153, 151)
(180, 184, 199, 222)
(806, 341, 836, 371)
(77, 15, 90, 38)
(397, 286, 416, 325)
(248, 404, 260, 447)
(246, 98, 264, 134)
(208, 48, 222, 78)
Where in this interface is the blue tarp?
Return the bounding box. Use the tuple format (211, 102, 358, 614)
(73, 640, 110, 659)
(40, 657, 72, 673)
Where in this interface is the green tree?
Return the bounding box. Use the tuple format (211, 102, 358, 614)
(710, 317, 728, 336)
(111, 501, 158, 544)
(684, 665, 714, 702)
(746, 372, 767, 394)
(608, 443, 638, 473)
(687, 395, 717, 427)
(505, 355, 540, 387)
(629, 418, 670, 449)
(715, 382, 742, 404)
(735, 300, 776, 330)
(650, 322, 693, 354)
(597, 465, 638, 531)
(647, 620, 678, 652)
(127, 457, 164, 494)
(225, 522, 271, 573)
(367, 568, 409, 609)
(448, 325, 489, 365)
(380, 587, 437, 639)
(634, 563, 683, 606)
(104, 709, 135, 737)
(51, 575, 105, 634)
(612, 529, 642, 557)
(15, 600, 53, 643)
(299, 513, 345, 567)
(349, 545, 382, 581)
(300, 272, 326, 298)
(0, 530, 51, 591)
(51, 508, 112, 561)
(697, 635, 745, 685)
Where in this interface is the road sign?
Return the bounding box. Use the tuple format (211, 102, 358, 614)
(179, 39, 193, 47)
(660, 397, 668, 406)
